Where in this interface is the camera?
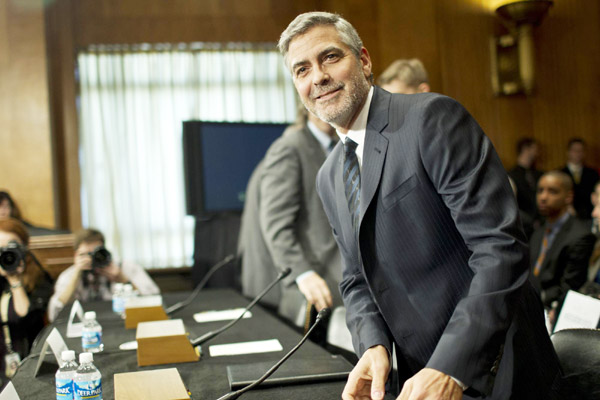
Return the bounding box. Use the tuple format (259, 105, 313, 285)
(89, 246, 112, 269)
(0, 241, 27, 273)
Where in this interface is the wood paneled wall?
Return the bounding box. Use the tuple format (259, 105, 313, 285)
(0, 0, 54, 227)
(20, 0, 600, 229)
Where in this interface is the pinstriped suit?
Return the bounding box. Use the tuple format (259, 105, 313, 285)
(316, 87, 561, 399)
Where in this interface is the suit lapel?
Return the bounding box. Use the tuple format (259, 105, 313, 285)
(359, 88, 390, 227)
(301, 125, 327, 165)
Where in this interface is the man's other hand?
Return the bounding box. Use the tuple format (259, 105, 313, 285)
(342, 345, 390, 400)
(398, 368, 463, 400)
(297, 271, 333, 311)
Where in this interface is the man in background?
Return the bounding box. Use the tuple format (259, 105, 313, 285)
(530, 171, 596, 310)
(377, 58, 430, 94)
(508, 138, 543, 237)
(239, 110, 342, 325)
(561, 138, 599, 219)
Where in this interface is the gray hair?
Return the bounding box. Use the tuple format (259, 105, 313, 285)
(278, 12, 364, 69)
(377, 58, 429, 88)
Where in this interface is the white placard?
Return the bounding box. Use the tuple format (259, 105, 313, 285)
(34, 328, 69, 377)
(125, 295, 163, 309)
(209, 339, 282, 357)
(554, 290, 600, 333)
(0, 382, 20, 400)
(193, 308, 252, 323)
(66, 300, 85, 338)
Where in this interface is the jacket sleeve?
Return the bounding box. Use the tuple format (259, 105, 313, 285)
(259, 138, 315, 285)
(418, 96, 530, 394)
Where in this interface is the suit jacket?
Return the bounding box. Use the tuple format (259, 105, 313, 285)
(561, 165, 600, 219)
(316, 87, 561, 399)
(529, 215, 596, 307)
(239, 123, 342, 312)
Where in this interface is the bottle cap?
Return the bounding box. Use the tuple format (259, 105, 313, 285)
(61, 350, 76, 362)
(79, 352, 93, 364)
(123, 284, 133, 292)
(84, 311, 96, 320)
(114, 283, 124, 290)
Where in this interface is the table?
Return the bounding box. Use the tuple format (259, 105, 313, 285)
(11, 289, 355, 399)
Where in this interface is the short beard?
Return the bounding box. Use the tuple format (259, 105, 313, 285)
(303, 70, 371, 128)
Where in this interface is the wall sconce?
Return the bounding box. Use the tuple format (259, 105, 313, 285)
(490, 0, 553, 95)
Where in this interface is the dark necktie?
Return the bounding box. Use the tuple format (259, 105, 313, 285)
(343, 138, 361, 233)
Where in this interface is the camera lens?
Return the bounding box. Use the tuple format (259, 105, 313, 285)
(90, 246, 112, 269)
(0, 242, 25, 273)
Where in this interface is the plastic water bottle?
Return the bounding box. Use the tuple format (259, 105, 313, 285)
(81, 311, 103, 353)
(56, 350, 78, 400)
(73, 352, 102, 400)
(112, 283, 124, 314)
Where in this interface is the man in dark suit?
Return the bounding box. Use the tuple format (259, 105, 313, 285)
(238, 111, 342, 323)
(561, 138, 599, 219)
(530, 171, 596, 309)
(507, 138, 543, 236)
(278, 12, 561, 400)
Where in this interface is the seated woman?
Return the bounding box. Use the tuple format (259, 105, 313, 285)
(48, 228, 160, 322)
(0, 218, 53, 385)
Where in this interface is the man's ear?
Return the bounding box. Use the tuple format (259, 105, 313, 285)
(418, 83, 431, 93)
(566, 190, 574, 205)
(359, 47, 372, 80)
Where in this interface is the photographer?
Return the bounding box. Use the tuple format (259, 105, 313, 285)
(0, 218, 52, 384)
(48, 228, 159, 322)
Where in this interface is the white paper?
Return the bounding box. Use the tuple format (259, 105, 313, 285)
(0, 382, 20, 400)
(209, 339, 282, 357)
(193, 308, 252, 323)
(34, 328, 69, 377)
(125, 295, 163, 308)
(66, 300, 85, 338)
(554, 290, 600, 333)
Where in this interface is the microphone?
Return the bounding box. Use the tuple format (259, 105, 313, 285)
(190, 267, 291, 347)
(215, 307, 332, 400)
(165, 254, 236, 315)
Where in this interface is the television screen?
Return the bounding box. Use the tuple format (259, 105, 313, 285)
(183, 121, 287, 216)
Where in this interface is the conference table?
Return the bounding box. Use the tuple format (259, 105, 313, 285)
(11, 289, 367, 399)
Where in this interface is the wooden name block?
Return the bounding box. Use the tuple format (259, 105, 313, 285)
(136, 319, 199, 367)
(114, 368, 190, 400)
(125, 295, 169, 329)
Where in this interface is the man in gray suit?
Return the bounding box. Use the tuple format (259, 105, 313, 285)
(239, 110, 342, 321)
(279, 12, 561, 400)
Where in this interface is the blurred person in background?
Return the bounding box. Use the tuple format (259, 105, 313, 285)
(376, 58, 430, 94)
(561, 138, 599, 219)
(0, 190, 66, 236)
(47, 228, 159, 321)
(0, 218, 53, 387)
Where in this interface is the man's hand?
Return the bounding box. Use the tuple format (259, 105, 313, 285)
(297, 271, 333, 311)
(98, 261, 125, 282)
(398, 368, 463, 400)
(342, 345, 390, 400)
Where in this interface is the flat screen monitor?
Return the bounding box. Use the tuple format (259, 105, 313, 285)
(182, 121, 287, 216)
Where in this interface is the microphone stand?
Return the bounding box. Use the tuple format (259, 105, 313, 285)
(190, 267, 291, 347)
(165, 254, 236, 315)
(215, 308, 332, 400)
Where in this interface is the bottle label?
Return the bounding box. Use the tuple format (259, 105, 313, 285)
(82, 331, 103, 350)
(74, 379, 102, 400)
(56, 378, 74, 399)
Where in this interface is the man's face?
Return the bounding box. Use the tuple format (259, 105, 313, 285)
(382, 79, 418, 94)
(287, 25, 372, 130)
(536, 175, 572, 218)
(567, 142, 585, 165)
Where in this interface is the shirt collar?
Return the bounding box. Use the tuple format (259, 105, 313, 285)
(547, 211, 570, 233)
(567, 163, 582, 173)
(307, 119, 334, 153)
